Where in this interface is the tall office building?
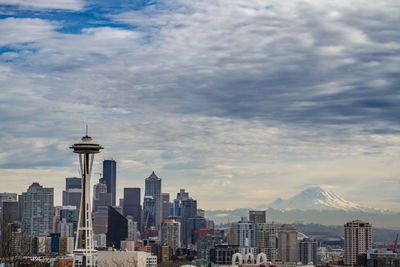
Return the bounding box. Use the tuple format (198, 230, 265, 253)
(170, 189, 189, 217)
(59, 206, 78, 233)
(20, 182, 54, 237)
(62, 177, 81, 208)
(231, 217, 256, 248)
(93, 179, 112, 212)
(93, 206, 108, 235)
(145, 171, 162, 228)
(1, 200, 19, 245)
(143, 196, 156, 231)
(127, 216, 138, 241)
(278, 224, 297, 264)
(161, 220, 181, 252)
(181, 198, 197, 247)
(123, 188, 142, 230)
(298, 238, 318, 265)
(161, 193, 170, 222)
(106, 206, 127, 249)
(344, 220, 372, 266)
(103, 160, 117, 206)
(249, 210, 266, 224)
(256, 222, 277, 262)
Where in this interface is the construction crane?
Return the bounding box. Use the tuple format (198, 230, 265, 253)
(386, 233, 398, 251)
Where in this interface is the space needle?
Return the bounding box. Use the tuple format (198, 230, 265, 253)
(70, 127, 103, 267)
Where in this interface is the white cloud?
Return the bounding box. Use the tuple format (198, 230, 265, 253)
(0, 0, 84, 11)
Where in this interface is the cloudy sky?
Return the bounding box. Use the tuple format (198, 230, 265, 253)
(0, 0, 399, 212)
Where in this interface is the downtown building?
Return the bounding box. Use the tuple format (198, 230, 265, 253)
(278, 224, 297, 264)
(123, 187, 142, 230)
(20, 182, 54, 237)
(62, 177, 81, 208)
(103, 159, 117, 206)
(144, 171, 162, 229)
(256, 222, 277, 263)
(230, 217, 256, 248)
(298, 238, 318, 265)
(344, 220, 372, 266)
(161, 220, 181, 252)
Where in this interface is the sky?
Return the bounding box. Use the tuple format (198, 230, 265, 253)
(0, 0, 399, 212)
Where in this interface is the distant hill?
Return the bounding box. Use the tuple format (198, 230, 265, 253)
(206, 186, 400, 228)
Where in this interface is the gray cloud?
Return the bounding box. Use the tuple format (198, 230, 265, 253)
(0, 0, 399, 211)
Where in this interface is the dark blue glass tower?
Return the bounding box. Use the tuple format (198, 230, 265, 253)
(103, 160, 116, 206)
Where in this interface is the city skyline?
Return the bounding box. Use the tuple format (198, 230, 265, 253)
(0, 0, 399, 212)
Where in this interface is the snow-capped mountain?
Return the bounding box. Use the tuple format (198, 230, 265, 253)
(269, 186, 379, 212)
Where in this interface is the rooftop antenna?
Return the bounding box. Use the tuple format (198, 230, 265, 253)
(86, 124, 88, 136)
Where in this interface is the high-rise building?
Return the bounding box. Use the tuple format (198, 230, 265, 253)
(249, 210, 266, 224)
(170, 189, 189, 217)
(93, 206, 108, 235)
(59, 206, 78, 233)
(106, 206, 127, 249)
(127, 216, 138, 242)
(231, 217, 256, 248)
(161, 193, 170, 222)
(161, 220, 181, 252)
(256, 222, 277, 262)
(298, 238, 318, 265)
(62, 177, 81, 208)
(181, 198, 197, 247)
(145, 171, 162, 227)
(93, 179, 112, 212)
(344, 220, 372, 266)
(19, 182, 54, 237)
(123, 188, 142, 230)
(143, 196, 156, 230)
(1, 200, 19, 245)
(103, 160, 117, 206)
(278, 224, 297, 264)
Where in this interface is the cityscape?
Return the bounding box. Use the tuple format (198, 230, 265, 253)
(0, 132, 398, 266)
(0, 0, 399, 267)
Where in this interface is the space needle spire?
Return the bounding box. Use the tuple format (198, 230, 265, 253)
(70, 128, 103, 266)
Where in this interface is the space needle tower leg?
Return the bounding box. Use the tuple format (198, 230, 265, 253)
(70, 129, 103, 267)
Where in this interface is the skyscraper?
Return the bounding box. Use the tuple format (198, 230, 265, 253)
(344, 220, 372, 266)
(103, 160, 117, 206)
(143, 196, 156, 230)
(256, 222, 277, 262)
(144, 171, 162, 227)
(249, 210, 266, 224)
(106, 206, 127, 249)
(181, 198, 197, 247)
(62, 177, 81, 208)
(278, 224, 297, 264)
(20, 182, 54, 237)
(161, 220, 181, 252)
(298, 238, 318, 265)
(123, 188, 142, 230)
(1, 200, 19, 246)
(93, 179, 112, 212)
(231, 217, 256, 248)
(161, 193, 170, 223)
